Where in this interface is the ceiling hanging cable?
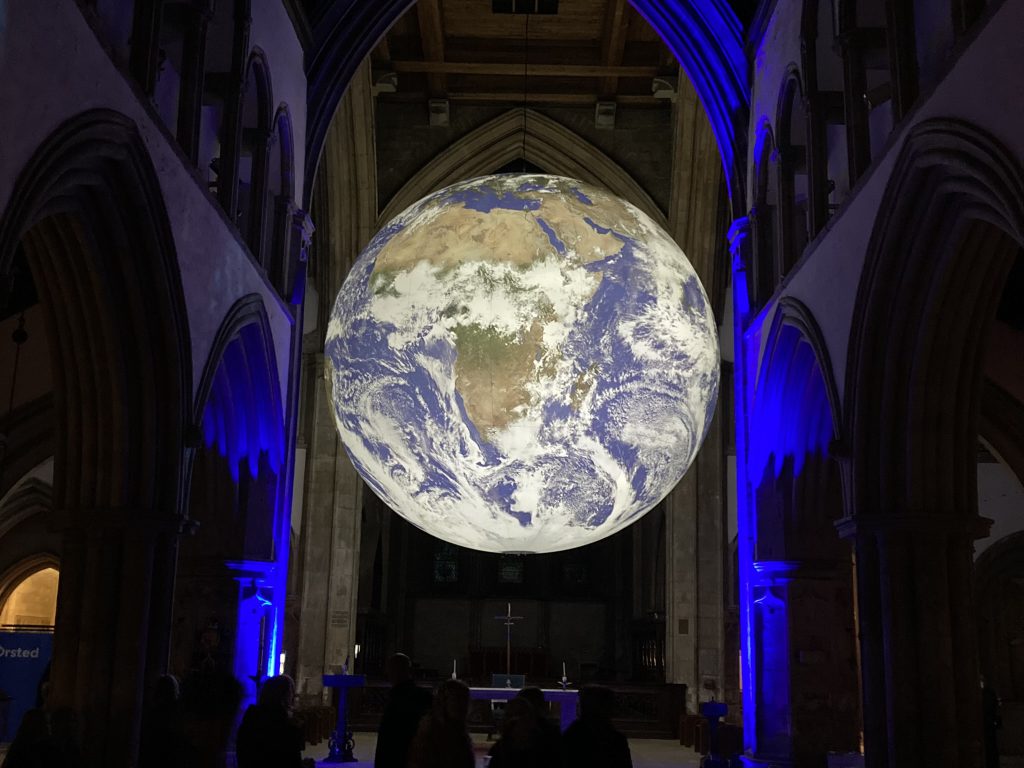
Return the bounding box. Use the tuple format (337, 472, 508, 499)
(520, 11, 530, 171)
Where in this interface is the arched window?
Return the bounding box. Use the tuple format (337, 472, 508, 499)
(197, 0, 240, 200)
(837, 0, 916, 182)
(777, 74, 811, 275)
(154, 2, 214, 163)
(802, 0, 850, 221)
(751, 127, 781, 309)
(266, 107, 296, 296)
(237, 52, 274, 265)
(0, 565, 59, 628)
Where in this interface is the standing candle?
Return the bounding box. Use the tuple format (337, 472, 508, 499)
(452, 659, 457, 679)
(562, 661, 566, 679)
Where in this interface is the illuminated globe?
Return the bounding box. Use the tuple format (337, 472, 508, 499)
(326, 174, 719, 553)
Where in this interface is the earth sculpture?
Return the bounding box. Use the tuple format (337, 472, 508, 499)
(326, 174, 719, 553)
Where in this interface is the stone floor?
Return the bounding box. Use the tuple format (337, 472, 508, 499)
(307, 734, 1024, 768)
(1, 737, 1021, 766)
(305, 731, 702, 767)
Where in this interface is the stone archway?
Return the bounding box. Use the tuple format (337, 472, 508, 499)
(378, 108, 667, 227)
(0, 109, 190, 766)
(844, 118, 1024, 768)
(743, 297, 856, 765)
(303, 0, 748, 209)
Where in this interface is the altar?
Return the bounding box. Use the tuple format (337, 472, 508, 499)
(468, 687, 578, 731)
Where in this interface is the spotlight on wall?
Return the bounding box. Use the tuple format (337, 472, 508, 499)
(652, 76, 678, 102)
(595, 101, 617, 130)
(428, 99, 450, 127)
(372, 71, 398, 96)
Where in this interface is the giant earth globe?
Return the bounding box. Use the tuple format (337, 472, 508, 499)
(326, 174, 719, 553)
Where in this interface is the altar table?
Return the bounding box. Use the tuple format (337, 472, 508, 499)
(469, 687, 579, 731)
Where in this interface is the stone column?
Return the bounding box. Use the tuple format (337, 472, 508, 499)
(663, 68, 729, 710)
(839, 516, 985, 768)
(292, 60, 377, 702)
(741, 558, 860, 767)
(48, 514, 178, 768)
(294, 355, 364, 703)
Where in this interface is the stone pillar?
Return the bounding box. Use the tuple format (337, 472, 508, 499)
(663, 67, 728, 710)
(839, 516, 985, 768)
(292, 59, 377, 702)
(742, 558, 860, 767)
(294, 355, 363, 703)
(48, 515, 178, 768)
(664, 400, 727, 706)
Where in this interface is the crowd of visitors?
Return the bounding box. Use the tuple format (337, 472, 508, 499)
(1, 651, 634, 768)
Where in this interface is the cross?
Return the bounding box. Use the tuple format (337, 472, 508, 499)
(494, 602, 523, 687)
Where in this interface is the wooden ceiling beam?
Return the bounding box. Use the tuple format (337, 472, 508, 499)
(600, 0, 630, 96)
(436, 91, 661, 105)
(416, 0, 447, 95)
(391, 60, 660, 78)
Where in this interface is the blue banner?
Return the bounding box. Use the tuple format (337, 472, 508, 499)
(0, 632, 52, 741)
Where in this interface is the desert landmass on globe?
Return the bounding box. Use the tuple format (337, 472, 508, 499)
(326, 174, 719, 553)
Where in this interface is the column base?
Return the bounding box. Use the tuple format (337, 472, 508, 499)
(737, 755, 794, 768)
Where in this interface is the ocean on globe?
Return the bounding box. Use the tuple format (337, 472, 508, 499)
(325, 174, 719, 553)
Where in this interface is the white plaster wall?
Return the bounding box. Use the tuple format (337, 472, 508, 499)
(0, 0, 307, 403)
(747, 0, 1024, 400)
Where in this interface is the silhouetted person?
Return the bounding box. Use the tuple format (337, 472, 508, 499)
(488, 696, 559, 768)
(374, 654, 432, 768)
(982, 676, 1002, 768)
(236, 675, 304, 768)
(139, 674, 187, 768)
(2, 709, 54, 768)
(562, 685, 632, 768)
(47, 708, 80, 768)
(181, 623, 243, 768)
(406, 679, 474, 768)
(517, 687, 561, 750)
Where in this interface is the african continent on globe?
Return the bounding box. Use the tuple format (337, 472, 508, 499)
(326, 174, 719, 553)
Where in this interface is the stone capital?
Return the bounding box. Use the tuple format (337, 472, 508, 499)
(727, 215, 752, 269)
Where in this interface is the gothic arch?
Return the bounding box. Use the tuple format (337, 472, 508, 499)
(0, 553, 60, 623)
(378, 109, 668, 228)
(846, 118, 1024, 519)
(0, 477, 53, 542)
(190, 293, 286, 486)
(750, 297, 843, 554)
(240, 48, 275, 264)
(844, 117, 1024, 768)
(304, 0, 748, 208)
(745, 297, 858, 763)
(0, 108, 190, 516)
(775, 69, 810, 275)
(0, 109, 190, 762)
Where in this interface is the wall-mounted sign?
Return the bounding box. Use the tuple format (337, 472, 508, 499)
(0, 631, 52, 741)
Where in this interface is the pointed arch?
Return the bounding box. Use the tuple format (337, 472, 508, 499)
(0, 108, 190, 515)
(304, 0, 748, 209)
(378, 109, 667, 228)
(0, 477, 53, 542)
(846, 118, 1024, 518)
(191, 293, 286, 484)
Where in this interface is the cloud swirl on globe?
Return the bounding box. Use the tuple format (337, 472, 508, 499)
(326, 174, 719, 553)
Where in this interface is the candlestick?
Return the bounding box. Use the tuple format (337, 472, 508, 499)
(452, 658, 457, 680)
